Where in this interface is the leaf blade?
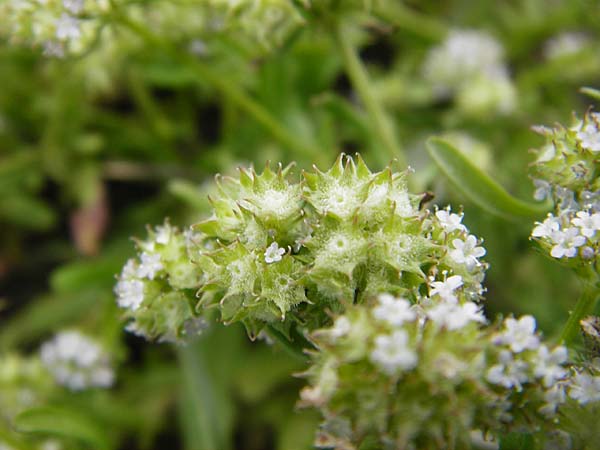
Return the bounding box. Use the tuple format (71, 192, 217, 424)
(426, 137, 549, 220)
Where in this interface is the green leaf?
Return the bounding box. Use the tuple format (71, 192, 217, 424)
(15, 406, 111, 450)
(0, 291, 99, 349)
(426, 137, 549, 220)
(499, 432, 535, 450)
(580, 86, 600, 101)
(0, 194, 56, 230)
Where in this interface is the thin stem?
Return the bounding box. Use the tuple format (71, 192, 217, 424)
(110, 9, 321, 160)
(373, 3, 447, 42)
(333, 21, 407, 168)
(559, 278, 599, 345)
(265, 325, 309, 363)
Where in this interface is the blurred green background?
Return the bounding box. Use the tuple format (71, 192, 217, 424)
(1, 1, 599, 449)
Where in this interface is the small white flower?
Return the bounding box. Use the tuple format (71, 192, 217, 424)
(373, 294, 416, 326)
(534, 345, 568, 387)
(330, 316, 352, 339)
(264, 242, 285, 263)
(55, 13, 81, 41)
(426, 301, 486, 330)
(493, 316, 540, 353)
(62, 0, 84, 14)
(576, 122, 600, 153)
(40, 331, 114, 391)
(531, 214, 560, 238)
(571, 210, 600, 238)
(449, 235, 486, 270)
(137, 252, 163, 280)
(550, 227, 586, 258)
(555, 187, 579, 212)
(42, 40, 65, 58)
(532, 179, 552, 201)
(370, 330, 417, 375)
(568, 372, 600, 405)
(115, 279, 145, 311)
(486, 350, 529, 391)
(429, 275, 463, 304)
(539, 383, 567, 416)
(544, 32, 588, 60)
(435, 209, 467, 232)
(155, 225, 171, 245)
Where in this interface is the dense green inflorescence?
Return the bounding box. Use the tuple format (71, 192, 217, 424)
(530, 110, 600, 270)
(302, 297, 600, 449)
(116, 154, 488, 341)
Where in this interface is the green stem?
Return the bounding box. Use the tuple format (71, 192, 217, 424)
(333, 21, 406, 168)
(265, 325, 309, 363)
(559, 278, 599, 345)
(177, 342, 219, 450)
(373, 3, 447, 42)
(110, 9, 320, 159)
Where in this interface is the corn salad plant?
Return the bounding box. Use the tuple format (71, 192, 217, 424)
(2, 1, 600, 450)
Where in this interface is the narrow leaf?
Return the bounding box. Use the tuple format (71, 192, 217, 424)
(426, 137, 549, 220)
(15, 406, 111, 450)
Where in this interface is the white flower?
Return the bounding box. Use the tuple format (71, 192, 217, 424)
(532, 179, 552, 201)
(571, 210, 600, 238)
(568, 372, 600, 405)
(137, 252, 163, 280)
(555, 187, 579, 212)
(42, 40, 65, 58)
(115, 279, 145, 311)
(155, 225, 171, 245)
(493, 316, 540, 353)
(264, 242, 285, 263)
(426, 301, 486, 330)
(486, 350, 529, 391)
(370, 330, 417, 375)
(449, 235, 486, 270)
(576, 122, 600, 153)
(62, 0, 84, 14)
(531, 214, 560, 238)
(435, 209, 467, 233)
(534, 345, 568, 387)
(40, 331, 114, 391)
(373, 294, 416, 326)
(330, 316, 352, 339)
(539, 384, 567, 417)
(544, 32, 588, 60)
(429, 275, 463, 304)
(423, 30, 507, 92)
(55, 13, 81, 41)
(550, 227, 586, 258)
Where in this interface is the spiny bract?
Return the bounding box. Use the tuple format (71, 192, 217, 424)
(116, 154, 488, 342)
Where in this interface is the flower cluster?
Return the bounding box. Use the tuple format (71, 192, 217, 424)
(300, 296, 600, 449)
(114, 222, 208, 342)
(0, 0, 110, 57)
(0, 354, 55, 423)
(530, 111, 600, 267)
(422, 29, 516, 115)
(39, 331, 114, 391)
(116, 155, 489, 340)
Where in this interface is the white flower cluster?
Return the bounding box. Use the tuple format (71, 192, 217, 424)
(369, 289, 488, 375)
(531, 211, 599, 259)
(422, 29, 516, 114)
(0, 0, 109, 57)
(370, 295, 418, 374)
(573, 112, 600, 153)
(543, 31, 590, 61)
(114, 225, 172, 312)
(487, 315, 571, 418)
(40, 331, 114, 391)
